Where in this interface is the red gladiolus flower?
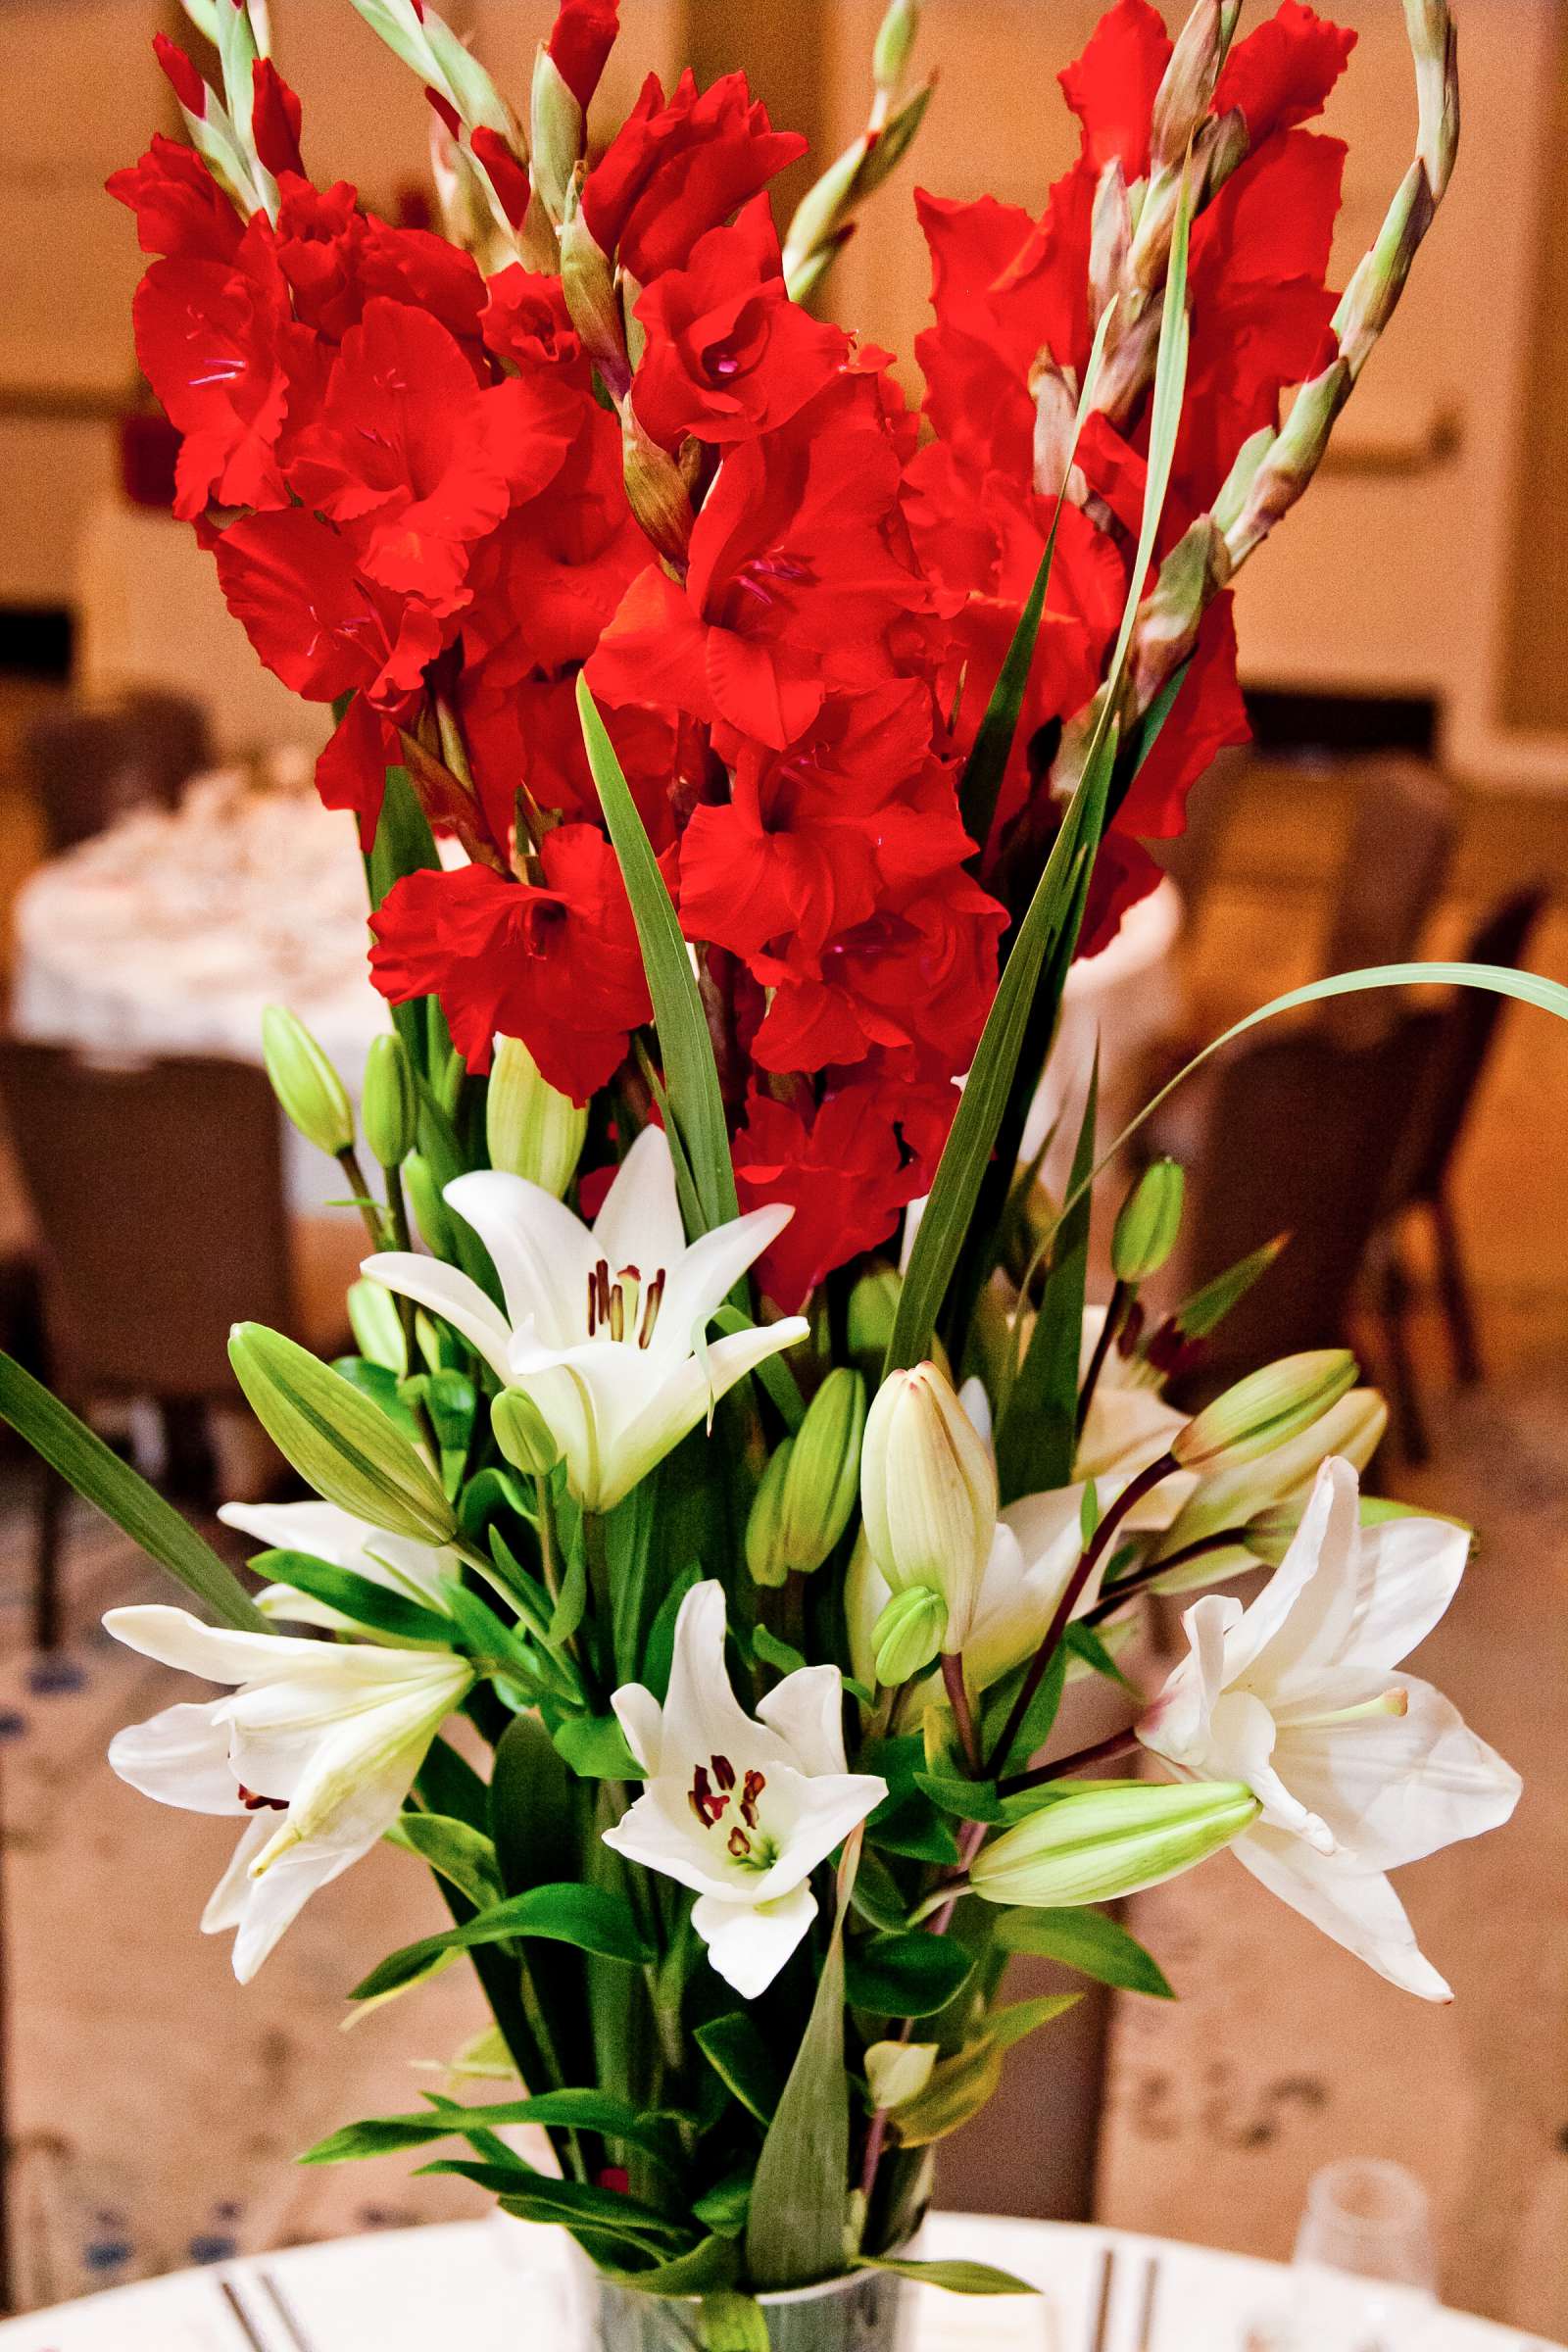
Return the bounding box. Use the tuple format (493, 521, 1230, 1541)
(590, 372, 931, 752)
(483, 267, 583, 373)
(132, 225, 318, 518)
(733, 1088, 915, 1312)
(368, 829, 652, 1096)
(1112, 592, 1250, 842)
(458, 670, 682, 855)
(213, 505, 444, 706)
(548, 0, 619, 108)
(1057, 0, 1170, 175)
(284, 298, 579, 612)
(314, 693, 403, 848)
(108, 135, 244, 264)
(581, 68, 805, 282)
(1214, 3, 1357, 143)
(268, 176, 487, 349)
(469, 128, 532, 233)
(632, 196, 848, 449)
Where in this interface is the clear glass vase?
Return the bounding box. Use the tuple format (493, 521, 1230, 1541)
(564, 2246, 918, 2352)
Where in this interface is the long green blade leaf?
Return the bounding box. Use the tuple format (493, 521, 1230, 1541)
(577, 678, 738, 1237)
(994, 1056, 1099, 1499)
(0, 1350, 267, 1630)
(364, 760, 451, 1082)
(745, 1855, 856, 2289)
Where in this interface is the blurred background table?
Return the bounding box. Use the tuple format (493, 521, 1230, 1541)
(0, 2213, 1553, 2350)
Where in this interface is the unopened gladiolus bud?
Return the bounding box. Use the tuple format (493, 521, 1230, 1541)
(228, 1323, 456, 1546)
(873, 1585, 947, 1686)
(620, 408, 694, 564)
(262, 1004, 353, 1159)
(529, 43, 581, 224)
(861, 1361, 997, 1650)
(486, 1036, 586, 1199)
(1150, 0, 1236, 172)
(405, 1152, 459, 1259)
(363, 1033, 416, 1170)
(1111, 1157, 1185, 1283)
(1172, 1351, 1358, 1473)
(848, 1265, 901, 1379)
(967, 1782, 1257, 1909)
(872, 0, 920, 97)
(865, 2037, 937, 2111)
(560, 179, 630, 401)
(776, 1369, 866, 1574)
(745, 1439, 794, 1589)
(492, 1385, 562, 1480)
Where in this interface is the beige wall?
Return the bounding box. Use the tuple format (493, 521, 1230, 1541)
(1501, 3, 1568, 734)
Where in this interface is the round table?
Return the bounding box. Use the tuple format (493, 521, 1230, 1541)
(0, 2213, 1551, 2349)
(8, 761, 390, 1217)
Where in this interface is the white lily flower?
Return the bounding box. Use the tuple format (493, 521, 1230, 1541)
(1138, 1457, 1521, 2001)
(105, 1605, 473, 1983)
(365, 1127, 809, 1512)
(602, 1583, 886, 1997)
(217, 1498, 461, 1632)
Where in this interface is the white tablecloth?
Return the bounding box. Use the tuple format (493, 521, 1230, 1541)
(8, 763, 390, 1216)
(0, 2213, 1551, 2350)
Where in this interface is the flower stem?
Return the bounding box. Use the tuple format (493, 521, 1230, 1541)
(336, 1146, 386, 1248)
(1083, 1528, 1246, 1627)
(996, 1726, 1142, 1797)
(982, 1450, 1178, 1778)
(941, 1652, 982, 1776)
(1076, 1280, 1129, 1442)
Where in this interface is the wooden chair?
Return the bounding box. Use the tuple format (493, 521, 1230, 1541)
(1317, 758, 1458, 1043)
(1368, 885, 1552, 1461)
(21, 691, 212, 857)
(0, 1045, 336, 1651)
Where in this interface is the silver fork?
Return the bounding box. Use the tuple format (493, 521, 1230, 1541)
(1132, 2254, 1159, 2351)
(1089, 2248, 1116, 2352)
(217, 2276, 270, 2352)
(255, 2267, 320, 2352)
(1088, 2247, 1159, 2351)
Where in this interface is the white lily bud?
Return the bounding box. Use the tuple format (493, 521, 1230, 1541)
(485, 1036, 586, 1200)
(228, 1323, 455, 1546)
(872, 1585, 947, 1686)
(1158, 1386, 1388, 1560)
(969, 1782, 1257, 1909)
(1172, 1350, 1358, 1473)
(860, 1361, 997, 1653)
(262, 1004, 353, 1159)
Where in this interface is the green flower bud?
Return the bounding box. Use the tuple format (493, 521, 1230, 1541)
(405, 1152, 459, 1259)
(228, 1323, 455, 1545)
(262, 1004, 353, 1159)
(1172, 1350, 1358, 1473)
(969, 1781, 1257, 1909)
(486, 1036, 587, 1200)
(362, 1032, 417, 1170)
(492, 1385, 562, 1480)
(745, 1438, 795, 1589)
(872, 0, 920, 95)
(1159, 1386, 1388, 1558)
(776, 1368, 865, 1574)
(861, 1361, 996, 1650)
(529, 43, 582, 225)
(865, 2036, 936, 2111)
(347, 1276, 407, 1376)
(620, 407, 694, 565)
(847, 1264, 901, 1380)
(1111, 1156, 1186, 1283)
(872, 1585, 947, 1686)
(559, 177, 630, 401)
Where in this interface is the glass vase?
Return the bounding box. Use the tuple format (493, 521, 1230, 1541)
(564, 2246, 918, 2352)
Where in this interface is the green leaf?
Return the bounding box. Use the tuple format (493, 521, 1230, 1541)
(691, 2173, 752, 2237)
(305, 2089, 682, 2170)
(1063, 1621, 1138, 1695)
(350, 1882, 654, 2001)
(994, 1906, 1174, 1998)
(578, 678, 738, 1240)
(752, 1624, 808, 1678)
(995, 1057, 1099, 1500)
(866, 1800, 961, 1866)
(385, 1813, 502, 1911)
(697, 2288, 767, 2349)
(551, 1712, 644, 1781)
(333, 1355, 422, 1444)
(488, 1712, 593, 2089)
(889, 1994, 1079, 2146)
(248, 1549, 454, 1644)
(746, 1867, 854, 2290)
(0, 1350, 266, 1630)
(846, 1933, 975, 2019)
(548, 1544, 589, 1646)
(364, 762, 450, 1081)
(958, 296, 1118, 853)
(694, 2012, 784, 2127)
(1171, 1235, 1289, 1341)
(591, 2238, 741, 2297)
(913, 1773, 1007, 1827)
(464, 2169, 689, 2247)
(711, 1304, 806, 1432)
(856, 2257, 1039, 2297)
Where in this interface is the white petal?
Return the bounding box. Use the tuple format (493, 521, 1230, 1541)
(662, 1583, 789, 1772)
(103, 1604, 323, 1684)
(1233, 1827, 1453, 2001)
(610, 1682, 665, 1778)
(1141, 1592, 1240, 1762)
(443, 1171, 595, 1348)
(757, 1665, 849, 1779)
(1349, 1514, 1471, 1671)
(109, 1701, 247, 1814)
(957, 1376, 994, 1451)
(1207, 1689, 1334, 1852)
(227, 1832, 367, 1983)
(217, 1499, 376, 1570)
(692, 1881, 817, 1997)
(255, 1584, 359, 1633)
(360, 1252, 514, 1383)
(1226, 1457, 1362, 1688)
(601, 1787, 740, 1904)
(594, 1128, 685, 1276)
(1272, 1676, 1521, 1870)
(599, 1318, 810, 1509)
(201, 1815, 274, 1931)
(1076, 1385, 1189, 1488)
(750, 1769, 888, 1903)
(653, 1206, 794, 1361)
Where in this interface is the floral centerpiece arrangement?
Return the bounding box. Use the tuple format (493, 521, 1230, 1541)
(5, 0, 1563, 2340)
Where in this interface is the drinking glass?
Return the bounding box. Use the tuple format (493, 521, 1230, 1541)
(1294, 2159, 1439, 2295)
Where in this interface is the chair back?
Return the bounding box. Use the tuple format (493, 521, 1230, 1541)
(1389, 883, 1552, 1209)
(1319, 758, 1458, 1040)
(0, 1044, 292, 1400)
(1181, 1012, 1442, 1384)
(1153, 744, 1247, 928)
(22, 691, 212, 856)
